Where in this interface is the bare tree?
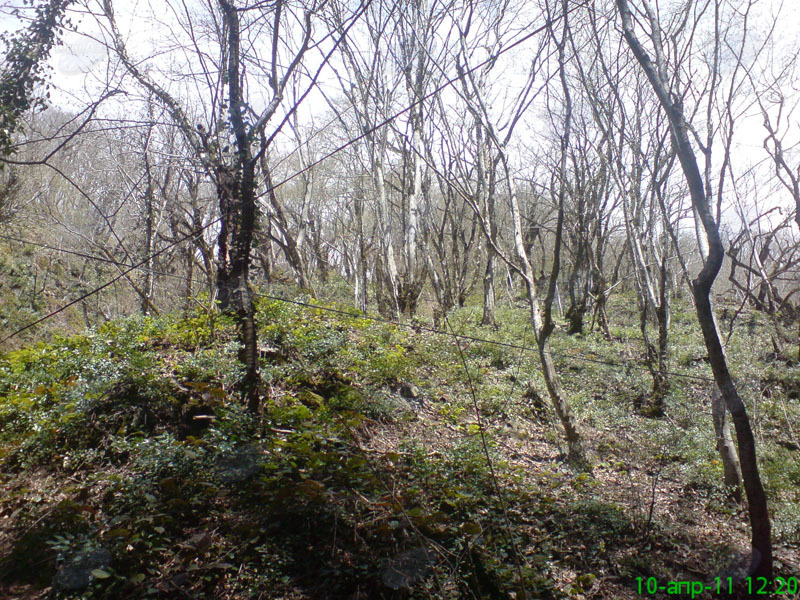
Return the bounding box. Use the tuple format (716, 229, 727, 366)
(326, 0, 448, 317)
(102, 0, 336, 410)
(447, 0, 586, 465)
(616, 0, 773, 578)
(426, 128, 482, 319)
(756, 74, 800, 232)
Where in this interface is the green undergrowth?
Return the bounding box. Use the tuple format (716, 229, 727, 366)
(0, 294, 798, 598)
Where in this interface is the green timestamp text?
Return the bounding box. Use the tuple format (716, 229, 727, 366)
(746, 576, 799, 595)
(636, 575, 799, 597)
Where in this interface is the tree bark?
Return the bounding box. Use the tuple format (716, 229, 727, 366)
(214, 164, 260, 412)
(481, 247, 497, 327)
(712, 385, 744, 504)
(216, 0, 262, 412)
(140, 120, 156, 315)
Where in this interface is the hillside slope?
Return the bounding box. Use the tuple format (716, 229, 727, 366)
(1, 295, 799, 599)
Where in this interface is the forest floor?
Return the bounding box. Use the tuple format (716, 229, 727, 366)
(0, 291, 799, 599)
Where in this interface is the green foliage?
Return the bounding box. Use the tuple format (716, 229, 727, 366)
(0, 312, 244, 470)
(774, 500, 800, 545)
(1, 292, 800, 598)
(0, 0, 75, 155)
(256, 296, 418, 387)
(761, 362, 800, 400)
(163, 299, 237, 349)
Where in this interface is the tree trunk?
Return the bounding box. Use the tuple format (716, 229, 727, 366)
(565, 301, 586, 335)
(214, 166, 260, 412)
(536, 5, 586, 466)
(262, 167, 309, 290)
(141, 137, 156, 315)
(481, 247, 496, 327)
(374, 161, 400, 318)
(590, 270, 612, 339)
(616, 0, 772, 577)
(355, 195, 368, 315)
(183, 247, 194, 312)
(712, 385, 743, 504)
(652, 260, 671, 411)
(216, 0, 261, 412)
(509, 171, 586, 466)
(565, 243, 588, 335)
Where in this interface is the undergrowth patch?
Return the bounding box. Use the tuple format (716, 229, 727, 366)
(0, 295, 798, 598)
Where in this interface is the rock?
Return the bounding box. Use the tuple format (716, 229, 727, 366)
(399, 382, 420, 400)
(53, 548, 112, 591)
(298, 389, 325, 408)
(381, 547, 436, 590)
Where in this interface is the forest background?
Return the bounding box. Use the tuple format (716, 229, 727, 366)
(1, 0, 800, 598)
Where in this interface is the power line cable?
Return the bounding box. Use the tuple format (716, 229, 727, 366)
(0, 1, 585, 345)
(0, 234, 129, 266)
(250, 291, 717, 383)
(1, 231, 718, 383)
(0, 233, 211, 298)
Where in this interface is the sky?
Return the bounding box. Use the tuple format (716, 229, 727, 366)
(2, 0, 799, 228)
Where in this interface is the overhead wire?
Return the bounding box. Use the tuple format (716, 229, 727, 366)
(1, 231, 719, 383)
(0, 232, 211, 293)
(249, 291, 718, 384)
(0, 2, 585, 346)
(5, 0, 724, 390)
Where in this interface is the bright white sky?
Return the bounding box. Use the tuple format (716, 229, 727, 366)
(2, 0, 799, 228)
